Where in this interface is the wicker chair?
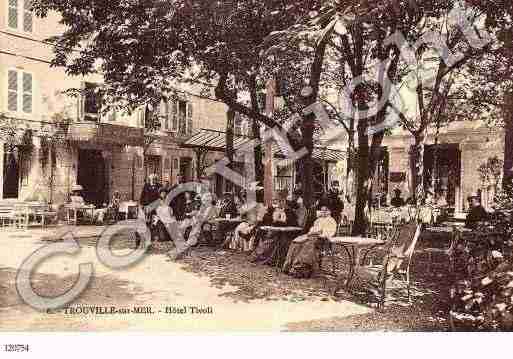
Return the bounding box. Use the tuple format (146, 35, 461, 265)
(355, 223, 422, 309)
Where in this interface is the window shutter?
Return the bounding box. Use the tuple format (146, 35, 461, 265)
(171, 100, 178, 131)
(107, 110, 116, 121)
(8, 0, 18, 29)
(159, 99, 168, 130)
(234, 112, 242, 136)
(23, 0, 33, 32)
(137, 107, 145, 127)
(77, 82, 85, 121)
(22, 72, 32, 113)
(7, 70, 18, 112)
(186, 102, 193, 135)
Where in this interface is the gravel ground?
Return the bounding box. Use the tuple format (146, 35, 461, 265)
(177, 246, 452, 331)
(1, 228, 454, 331)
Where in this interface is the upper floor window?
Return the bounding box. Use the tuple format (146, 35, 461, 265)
(234, 112, 250, 136)
(155, 98, 193, 135)
(7, 0, 33, 33)
(7, 69, 33, 114)
(78, 82, 102, 121)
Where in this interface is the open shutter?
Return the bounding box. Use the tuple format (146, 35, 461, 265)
(22, 72, 32, 113)
(77, 82, 85, 121)
(171, 100, 178, 132)
(159, 99, 168, 130)
(136, 107, 144, 127)
(23, 0, 33, 32)
(8, 0, 18, 29)
(7, 70, 18, 112)
(186, 102, 193, 135)
(234, 112, 242, 136)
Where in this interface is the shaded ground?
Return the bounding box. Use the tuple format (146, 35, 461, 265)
(178, 245, 452, 331)
(1, 226, 454, 331)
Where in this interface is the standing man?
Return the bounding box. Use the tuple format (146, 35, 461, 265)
(140, 174, 160, 206)
(170, 174, 188, 221)
(327, 181, 344, 224)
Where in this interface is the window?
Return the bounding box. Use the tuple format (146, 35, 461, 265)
(234, 112, 243, 136)
(7, 69, 33, 114)
(163, 99, 192, 135)
(158, 99, 169, 130)
(7, 0, 33, 33)
(171, 100, 178, 131)
(79, 82, 101, 121)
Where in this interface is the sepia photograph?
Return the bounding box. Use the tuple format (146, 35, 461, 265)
(1, 0, 513, 353)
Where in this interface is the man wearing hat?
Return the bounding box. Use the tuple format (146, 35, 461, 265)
(465, 193, 489, 229)
(70, 184, 86, 205)
(140, 174, 160, 206)
(391, 188, 405, 208)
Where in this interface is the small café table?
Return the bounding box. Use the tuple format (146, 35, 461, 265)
(329, 236, 385, 289)
(259, 226, 304, 269)
(64, 204, 95, 225)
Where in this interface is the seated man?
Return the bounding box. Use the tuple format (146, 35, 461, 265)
(68, 184, 94, 223)
(390, 188, 405, 208)
(465, 193, 489, 229)
(69, 185, 86, 206)
(283, 205, 337, 278)
(94, 191, 121, 224)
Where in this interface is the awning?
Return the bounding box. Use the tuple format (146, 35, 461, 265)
(182, 128, 345, 162)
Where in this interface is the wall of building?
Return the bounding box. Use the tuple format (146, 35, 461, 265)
(0, 2, 232, 205)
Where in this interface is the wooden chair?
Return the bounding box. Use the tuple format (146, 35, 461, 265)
(12, 203, 31, 229)
(355, 223, 422, 309)
(0, 203, 16, 227)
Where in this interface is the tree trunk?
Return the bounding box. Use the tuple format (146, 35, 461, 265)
(249, 76, 264, 185)
(503, 91, 513, 189)
(368, 130, 385, 209)
(411, 131, 426, 204)
(301, 121, 315, 208)
(353, 118, 370, 235)
(226, 108, 235, 193)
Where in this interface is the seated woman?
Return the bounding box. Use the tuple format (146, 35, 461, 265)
(230, 190, 267, 252)
(250, 190, 298, 264)
(283, 205, 337, 278)
(151, 188, 177, 242)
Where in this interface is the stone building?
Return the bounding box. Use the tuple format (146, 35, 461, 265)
(0, 1, 226, 206)
(0, 2, 344, 207)
(334, 121, 505, 213)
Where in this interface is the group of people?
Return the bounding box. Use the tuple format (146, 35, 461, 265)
(222, 184, 346, 278)
(388, 187, 490, 228)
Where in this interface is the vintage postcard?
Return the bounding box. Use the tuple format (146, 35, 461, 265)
(1, 0, 512, 345)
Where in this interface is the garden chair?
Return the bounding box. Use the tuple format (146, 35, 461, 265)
(355, 223, 422, 309)
(0, 203, 16, 227)
(418, 226, 461, 273)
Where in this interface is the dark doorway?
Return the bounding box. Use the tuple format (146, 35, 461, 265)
(424, 144, 461, 206)
(3, 147, 19, 199)
(78, 149, 106, 207)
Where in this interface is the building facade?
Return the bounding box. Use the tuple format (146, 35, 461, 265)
(0, 1, 228, 206)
